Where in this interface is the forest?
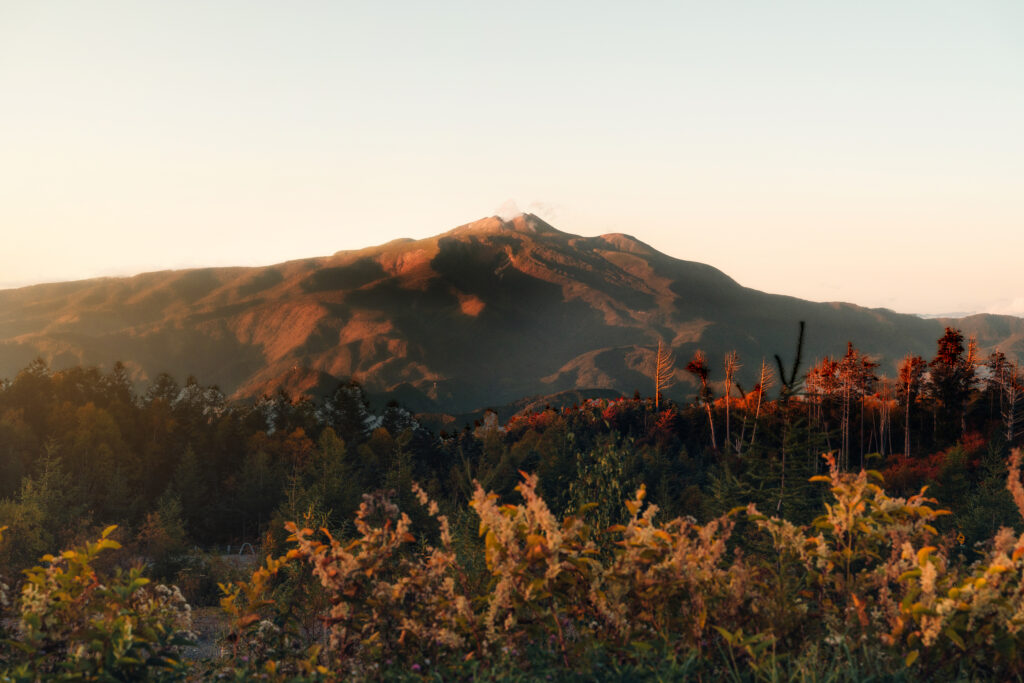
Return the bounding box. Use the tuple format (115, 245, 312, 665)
(1, 325, 1024, 680)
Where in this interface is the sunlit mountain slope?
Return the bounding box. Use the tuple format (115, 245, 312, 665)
(1, 214, 1021, 412)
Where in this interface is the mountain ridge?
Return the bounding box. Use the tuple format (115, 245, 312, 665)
(1, 214, 1021, 413)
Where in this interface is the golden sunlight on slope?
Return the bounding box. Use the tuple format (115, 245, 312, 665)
(376, 244, 441, 288)
(232, 302, 328, 362)
(670, 319, 714, 346)
(233, 364, 340, 400)
(457, 292, 486, 316)
(2, 213, 1022, 415)
(541, 347, 629, 389)
(337, 313, 401, 366)
(337, 313, 394, 346)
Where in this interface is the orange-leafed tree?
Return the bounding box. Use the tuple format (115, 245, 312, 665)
(836, 342, 878, 470)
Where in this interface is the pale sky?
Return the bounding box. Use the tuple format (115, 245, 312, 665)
(1, 1, 1021, 316)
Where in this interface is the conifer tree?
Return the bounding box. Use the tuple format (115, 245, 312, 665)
(927, 327, 974, 443)
(170, 446, 208, 539)
(1003, 361, 1023, 444)
(986, 351, 1011, 421)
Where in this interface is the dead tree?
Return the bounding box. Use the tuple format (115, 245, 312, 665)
(654, 339, 676, 411)
(746, 358, 774, 453)
(686, 350, 717, 450)
(723, 351, 741, 452)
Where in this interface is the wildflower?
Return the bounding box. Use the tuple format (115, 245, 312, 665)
(920, 561, 937, 595)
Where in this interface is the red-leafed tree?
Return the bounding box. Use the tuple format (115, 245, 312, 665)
(805, 343, 877, 469)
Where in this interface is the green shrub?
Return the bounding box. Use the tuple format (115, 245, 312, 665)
(2, 525, 195, 681)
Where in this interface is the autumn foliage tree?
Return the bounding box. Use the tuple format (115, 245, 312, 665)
(805, 343, 877, 469)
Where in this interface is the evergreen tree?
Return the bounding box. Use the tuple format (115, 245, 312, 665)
(323, 381, 374, 445)
(927, 327, 974, 443)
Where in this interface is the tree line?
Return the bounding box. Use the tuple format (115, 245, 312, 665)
(0, 325, 1021, 585)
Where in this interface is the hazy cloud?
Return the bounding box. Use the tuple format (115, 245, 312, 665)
(495, 199, 522, 221)
(986, 298, 1024, 317)
(526, 201, 563, 224)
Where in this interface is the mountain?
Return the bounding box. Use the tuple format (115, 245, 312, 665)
(1, 214, 1021, 413)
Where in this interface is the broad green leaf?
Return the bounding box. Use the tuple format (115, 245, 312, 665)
(945, 628, 966, 650)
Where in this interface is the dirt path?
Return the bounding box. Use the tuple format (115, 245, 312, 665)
(184, 606, 229, 662)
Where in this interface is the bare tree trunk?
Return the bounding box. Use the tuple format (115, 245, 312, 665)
(904, 372, 912, 460)
(705, 398, 717, 450)
(964, 335, 978, 437)
(860, 393, 865, 470)
(749, 388, 762, 450)
(1007, 383, 1018, 442)
(878, 381, 890, 458)
(777, 447, 786, 512)
(736, 406, 749, 456)
(724, 351, 739, 453)
(841, 383, 850, 471)
(777, 418, 787, 512)
(748, 359, 772, 452)
(724, 385, 731, 451)
(654, 339, 675, 411)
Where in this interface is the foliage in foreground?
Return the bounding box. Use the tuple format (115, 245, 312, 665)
(7, 451, 1024, 680)
(0, 525, 195, 681)
(214, 449, 1024, 680)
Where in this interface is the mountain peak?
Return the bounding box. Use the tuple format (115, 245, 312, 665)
(448, 213, 561, 238)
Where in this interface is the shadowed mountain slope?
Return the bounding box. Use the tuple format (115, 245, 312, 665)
(1, 214, 1021, 412)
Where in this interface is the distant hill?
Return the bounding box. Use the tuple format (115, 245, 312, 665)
(1, 213, 1021, 413)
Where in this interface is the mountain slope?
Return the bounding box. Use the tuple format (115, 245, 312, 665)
(1, 214, 1021, 412)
